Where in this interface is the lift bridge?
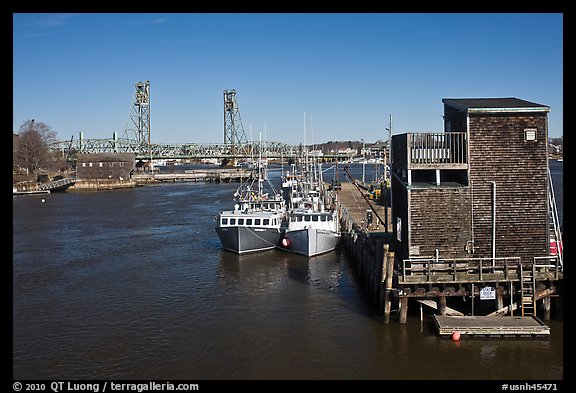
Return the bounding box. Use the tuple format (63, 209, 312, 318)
(50, 132, 301, 161)
(49, 82, 301, 161)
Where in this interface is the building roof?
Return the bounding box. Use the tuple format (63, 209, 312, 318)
(442, 98, 549, 113)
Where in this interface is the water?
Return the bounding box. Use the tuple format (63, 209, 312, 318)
(13, 163, 563, 380)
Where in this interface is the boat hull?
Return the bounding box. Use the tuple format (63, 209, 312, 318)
(215, 226, 283, 254)
(280, 227, 340, 257)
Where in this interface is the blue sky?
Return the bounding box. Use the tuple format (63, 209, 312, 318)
(13, 13, 563, 145)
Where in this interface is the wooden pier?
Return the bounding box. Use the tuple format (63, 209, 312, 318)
(336, 180, 396, 321)
(337, 181, 392, 233)
(336, 179, 562, 328)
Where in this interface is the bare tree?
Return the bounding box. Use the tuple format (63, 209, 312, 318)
(16, 119, 57, 175)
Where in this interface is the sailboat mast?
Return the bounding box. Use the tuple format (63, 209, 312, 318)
(258, 131, 263, 197)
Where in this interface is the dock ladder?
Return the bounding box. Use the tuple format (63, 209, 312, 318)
(519, 262, 536, 317)
(548, 168, 563, 269)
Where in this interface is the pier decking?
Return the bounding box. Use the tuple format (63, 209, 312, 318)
(338, 181, 392, 233)
(433, 315, 550, 337)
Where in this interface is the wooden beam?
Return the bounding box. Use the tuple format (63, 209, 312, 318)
(417, 299, 464, 316)
(487, 302, 518, 316)
(534, 287, 556, 301)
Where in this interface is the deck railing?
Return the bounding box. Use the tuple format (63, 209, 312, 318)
(399, 256, 561, 284)
(392, 131, 468, 171)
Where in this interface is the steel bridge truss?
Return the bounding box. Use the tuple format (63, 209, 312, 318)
(50, 138, 302, 160)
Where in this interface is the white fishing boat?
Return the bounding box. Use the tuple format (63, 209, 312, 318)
(215, 155, 286, 254)
(278, 155, 340, 257)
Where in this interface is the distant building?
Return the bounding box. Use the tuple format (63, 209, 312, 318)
(391, 97, 551, 264)
(76, 153, 136, 180)
(336, 147, 355, 155)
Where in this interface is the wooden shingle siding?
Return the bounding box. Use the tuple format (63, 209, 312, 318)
(392, 98, 551, 267)
(409, 188, 472, 259)
(467, 113, 549, 263)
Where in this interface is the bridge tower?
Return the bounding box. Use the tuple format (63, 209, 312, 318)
(223, 89, 248, 159)
(123, 80, 151, 156)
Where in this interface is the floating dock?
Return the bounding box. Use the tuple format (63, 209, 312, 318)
(433, 315, 550, 337)
(13, 189, 50, 196)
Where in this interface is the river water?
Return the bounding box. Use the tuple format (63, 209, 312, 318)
(12, 162, 563, 381)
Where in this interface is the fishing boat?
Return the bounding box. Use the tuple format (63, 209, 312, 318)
(215, 160, 286, 254)
(278, 156, 340, 257)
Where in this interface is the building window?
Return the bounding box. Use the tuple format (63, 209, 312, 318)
(82, 163, 86, 167)
(99, 162, 103, 167)
(524, 128, 537, 141)
(120, 162, 125, 167)
(89, 162, 93, 167)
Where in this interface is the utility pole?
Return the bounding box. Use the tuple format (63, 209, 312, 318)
(385, 114, 392, 183)
(361, 138, 365, 184)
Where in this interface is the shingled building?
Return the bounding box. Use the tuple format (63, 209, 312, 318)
(391, 97, 552, 264)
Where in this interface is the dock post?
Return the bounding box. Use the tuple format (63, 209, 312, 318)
(420, 302, 423, 322)
(373, 239, 383, 306)
(399, 296, 408, 324)
(497, 286, 504, 312)
(383, 251, 395, 323)
(438, 296, 447, 315)
(471, 283, 475, 316)
(543, 296, 551, 321)
(380, 244, 389, 315)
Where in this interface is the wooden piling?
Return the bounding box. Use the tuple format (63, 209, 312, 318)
(543, 296, 551, 321)
(384, 251, 395, 323)
(438, 296, 447, 315)
(380, 244, 389, 315)
(399, 296, 408, 324)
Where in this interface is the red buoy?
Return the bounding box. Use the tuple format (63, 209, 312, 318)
(452, 331, 461, 341)
(282, 238, 290, 247)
